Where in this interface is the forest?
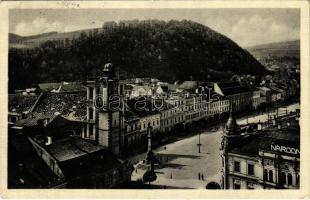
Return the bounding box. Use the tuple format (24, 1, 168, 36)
(9, 20, 266, 92)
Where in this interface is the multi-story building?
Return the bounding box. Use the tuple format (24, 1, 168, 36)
(85, 63, 121, 155)
(251, 89, 261, 109)
(126, 97, 161, 135)
(122, 110, 141, 149)
(214, 82, 253, 112)
(221, 111, 300, 189)
(257, 87, 272, 105)
(158, 100, 183, 133)
(9, 112, 133, 188)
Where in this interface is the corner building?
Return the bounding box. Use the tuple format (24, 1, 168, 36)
(221, 111, 300, 189)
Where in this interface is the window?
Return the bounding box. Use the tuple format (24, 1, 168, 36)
(287, 173, 293, 186)
(234, 161, 240, 172)
(88, 107, 94, 120)
(248, 164, 254, 175)
(107, 174, 113, 185)
(279, 172, 286, 186)
(89, 124, 93, 136)
(10, 116, 17, 123)
(296, 174, 300, 185)
(269, 170, 273, 182)
(88, 87, 93, 100)
(234, 183, 241, 189)
(264, 169, 268, 180)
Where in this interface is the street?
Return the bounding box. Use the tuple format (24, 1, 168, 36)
(130, 102, 300, 189)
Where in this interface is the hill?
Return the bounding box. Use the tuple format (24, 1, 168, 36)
(247, 40, 300, 59)
(9, 20, 266, 91)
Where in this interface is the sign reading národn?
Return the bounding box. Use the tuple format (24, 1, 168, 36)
(270, 144, 300, 155)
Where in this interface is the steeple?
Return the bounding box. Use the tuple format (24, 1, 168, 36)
(84, 62, 121, 155)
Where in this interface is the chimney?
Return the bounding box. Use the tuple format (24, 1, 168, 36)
(45, 136, 52, 146)
(43, 118, 49, 127)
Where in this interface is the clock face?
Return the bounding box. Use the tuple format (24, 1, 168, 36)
(95, 95, 104, 109)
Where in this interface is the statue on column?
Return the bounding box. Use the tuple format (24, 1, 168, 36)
(143, 123, 157, 184)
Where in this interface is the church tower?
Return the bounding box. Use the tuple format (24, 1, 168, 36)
(85, 63, 121, 155)
(221, 107, 239, 189)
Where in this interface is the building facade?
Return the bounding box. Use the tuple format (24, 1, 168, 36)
(85, 63, 121, 155)
(221, 111, 300, 189)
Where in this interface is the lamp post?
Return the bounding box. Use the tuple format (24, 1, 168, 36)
(197, 131, 202, 153)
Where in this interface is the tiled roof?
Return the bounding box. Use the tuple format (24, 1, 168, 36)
(9, 94, 39, 113)
(124, 110, 140, 122)
(178, 81, 198, 90)
(38, 82, 61, 92)
(229, 125, 300, 157)
(38, 82, 86, 93)
(126, 97, 160, 117)
(43, 137, 128, 178)
(57, 82, 86, 93)
(15, 113, 58, 127)
(45, 137, 106, 162)
(217, 81, 252, 96)
(34, 92, 87, 121)
(8, 135, 61, 188)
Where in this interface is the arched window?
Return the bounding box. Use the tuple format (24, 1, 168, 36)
(296, 174, 300, 185)
(264, 169, 268, 180)
(287, 173, 293, 186)
(269, 170, 273, 182)
(279, 172, 287, 186)
(88, 107, 94, 120)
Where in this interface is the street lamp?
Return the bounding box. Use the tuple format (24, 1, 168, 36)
(197, 131, 202, 153)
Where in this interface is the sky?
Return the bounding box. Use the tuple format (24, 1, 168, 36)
(9, 8, 300, 47)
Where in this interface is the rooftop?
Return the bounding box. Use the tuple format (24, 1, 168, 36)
(8, 134, 62, 188)
(34, 92, 87, 121)
(15, 112, 58, 127)
(216, 81, 252, 96)
(9, 94, 39, 113)
(228, 116, 300, 158)
(44, 137, 106, 162)
(126, 97, 160, 117)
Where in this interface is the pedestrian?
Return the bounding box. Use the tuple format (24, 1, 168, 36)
(201, 174, 204, 181)
(170, 172, 173, 179)
(198, 173, 200, 180)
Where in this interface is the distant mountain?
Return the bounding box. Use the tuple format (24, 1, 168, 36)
(9, 32, 58, 43)
(247, 40, 300, 59)
(9, 20, 267, 91)
(9, 29, 102, 47)
(9, 33, 25, 43)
